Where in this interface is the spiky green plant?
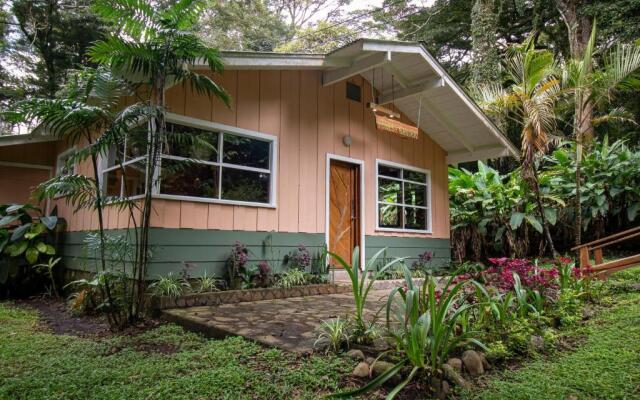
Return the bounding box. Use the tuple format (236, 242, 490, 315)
(148, 273, 190, 297)
(276, 268, 307, 289)
(332, 266, 485, 399)
(327, 247, 404, 344)
(314, 317, 350, 353)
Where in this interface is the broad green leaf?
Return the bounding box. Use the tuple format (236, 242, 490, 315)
(10, 223, 31, 241)
(45, 245, 56, 255)
(525, 214, 543, 233)
(35, 241, 48, 253)
(7, 241, 28, 257)
(0, 214, 20, 227)
(510, 212, 525, 230)
(25, 247, 39, 264)
(543, 208, 557, 225)
(39, 216, 58, 230)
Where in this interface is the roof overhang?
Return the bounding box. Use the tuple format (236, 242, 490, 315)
(0, 130, 58, 147)
(204, 39, 518, 163)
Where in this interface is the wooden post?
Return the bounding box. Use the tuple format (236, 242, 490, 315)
(579, 247, 590, 269)
(593, 248, 603, 266)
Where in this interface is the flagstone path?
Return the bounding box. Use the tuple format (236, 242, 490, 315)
(162, 289, 393, 353)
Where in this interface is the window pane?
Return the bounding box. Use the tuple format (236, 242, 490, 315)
(125, 127, 149, 160)
(103, 170, 122, 197)
(379, 204, 401, 228)
(378, 178, 402, 203)
(122, 161, 146, 197)
(223, 134, 270, 169)
(164, 123, 218, 162)
(221, 168, 269, 203)
(378, 164, 401, 178)
(404, 207, 427, 230)
(404, 183, 427, 207)
(404, 169, 426, 183)
(160, 159, 219, 198)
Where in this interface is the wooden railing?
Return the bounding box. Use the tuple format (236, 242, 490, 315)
(572, 226, 640, 277)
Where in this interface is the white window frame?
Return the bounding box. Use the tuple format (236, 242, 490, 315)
(99, 113, 278, 208)
(375, 159, 432, 234)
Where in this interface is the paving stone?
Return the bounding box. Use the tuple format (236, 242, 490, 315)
(162, 289, 391, 353)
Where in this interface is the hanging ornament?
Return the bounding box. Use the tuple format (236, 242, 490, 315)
(368, 70, 420, 140)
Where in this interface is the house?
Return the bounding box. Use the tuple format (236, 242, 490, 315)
(0, 39, 517, 277)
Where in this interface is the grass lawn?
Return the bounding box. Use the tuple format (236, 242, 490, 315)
(0, 304, 355, 400)
(460, 272, 640, 400)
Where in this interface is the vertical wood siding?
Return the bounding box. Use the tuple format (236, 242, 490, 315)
(52, 70, 450, 239)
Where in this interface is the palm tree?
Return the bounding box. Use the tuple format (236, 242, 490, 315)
(475, 39, 561, 256)
(559, 24, 640, 245)
(88, 0, 230, 313)
(9, 67, 156, 328)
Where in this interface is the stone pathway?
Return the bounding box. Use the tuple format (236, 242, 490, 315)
(162, 289, 392, 353)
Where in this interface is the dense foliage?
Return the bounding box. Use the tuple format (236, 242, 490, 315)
(450, 138, 640, 260)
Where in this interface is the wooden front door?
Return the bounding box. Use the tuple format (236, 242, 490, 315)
(329, 160, 361, 267)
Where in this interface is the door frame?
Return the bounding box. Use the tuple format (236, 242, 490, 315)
(325, 153, 365, 270)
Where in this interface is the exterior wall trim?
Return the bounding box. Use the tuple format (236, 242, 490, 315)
(325, 153, 366, 269)
(0, 160, 53, 171)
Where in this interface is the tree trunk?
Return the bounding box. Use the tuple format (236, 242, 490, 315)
(555, 0, 593, 247)
(530, 165, 558, 257)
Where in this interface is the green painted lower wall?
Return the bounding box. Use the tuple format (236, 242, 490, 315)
(364, 236, 451, 269)
(60, 228, 451, 278)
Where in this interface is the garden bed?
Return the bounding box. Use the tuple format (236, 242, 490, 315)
(148, 283, 351, 310)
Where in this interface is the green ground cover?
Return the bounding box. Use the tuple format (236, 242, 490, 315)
(0, 306, 354, 400)
(460, 269, 640, 400)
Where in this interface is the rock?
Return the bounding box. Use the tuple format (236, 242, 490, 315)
(461, 350, 485, 376)
(346, 349, 365, 361)
(371, 360, 395, 377)
(478, 352, 491, 370)
(370, 360, 401, 383)
(446, 357, 463, 372)
(442, 364, 471, 390)
(529, 335, 545, 352)
(351, 362, 370, 378)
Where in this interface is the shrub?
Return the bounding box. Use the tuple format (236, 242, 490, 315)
(289, 245, 311, 270)
(193, 271, 222, 293)
(148, 273, 190, 297)
(314, 317, 350, 353)
(276, 268, 306, 288)
(227, 241, 249, 289)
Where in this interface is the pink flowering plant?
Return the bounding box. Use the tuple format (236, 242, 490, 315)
(289, 245, 311, 270)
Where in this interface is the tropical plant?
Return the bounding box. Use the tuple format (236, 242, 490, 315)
(558, 23, 640, 245)
(328, 247, 404, 344)
(314, 317, 350, 353)
(276, 268, 307, 289)
(227, 241, 249, 289)
(32, 257, 62, 298)
(475, 38, 561, 256)
(148, 273, 190, 297)
(334, 267, 484, 399)
(89, 0, 230, 310)
(288, 244, 311, 269)
(193, 271, 221, 293)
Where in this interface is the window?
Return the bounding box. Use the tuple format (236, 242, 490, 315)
(101, 127, 147, 198)
(100, 115, 277, 207)
(376, 161, 430, 232)
(56, 147, 76, 177)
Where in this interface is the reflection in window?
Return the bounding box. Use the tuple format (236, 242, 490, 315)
(221, 168, 270, 203)
(160, 159, 218, 198)
(377, 162, 430, 231)
(223, 135, 270, 169)
(158, 122, 274, 205)
(101, 120, 275, 206)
